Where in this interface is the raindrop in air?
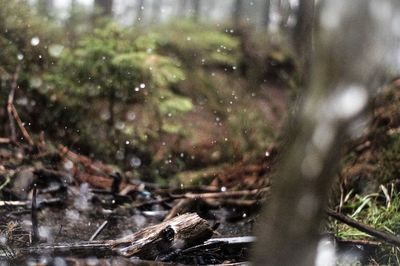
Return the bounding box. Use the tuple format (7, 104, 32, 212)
(49, 44, 64, 57)
(30, 36, 40, 46)
(130, 156, 142, 168)
(126, 111, 136, 121)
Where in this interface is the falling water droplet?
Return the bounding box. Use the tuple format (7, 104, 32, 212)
(30, 36, 40, 46)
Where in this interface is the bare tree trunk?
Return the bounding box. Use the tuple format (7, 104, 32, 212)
(36, 0, 53, 17)
(192, 0, 201, 21)
(136, 0, 145, 24)
(94, 0, 113, 17)
(252, 1, 400, 265)
(232, 0, 244, 27)
(108, 89, 115, 138)
(293, 0, 315, 87)
(66, 0, 78, 45)
(278, 0, 291, 30)
(262, 0, 270, 28)
(177, 0, 189, 17)
(151, 0, 162, 23)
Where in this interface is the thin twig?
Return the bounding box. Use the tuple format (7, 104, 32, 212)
(173, 187, 270, 199)
(0, 200, 28, 207)
(0, 137, 11, 144)
(31, 184, 39, 244)
(11, 104, 34, 146)
(6, 64, 21, 142)
(89, 220, 109, 241)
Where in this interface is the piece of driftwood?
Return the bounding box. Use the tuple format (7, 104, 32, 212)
(113, 213, 213, 259)
(17, 213, 213, 260)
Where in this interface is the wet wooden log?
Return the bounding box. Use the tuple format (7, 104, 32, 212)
(17, 213, 213, 260)
(112, 212, 213, 259)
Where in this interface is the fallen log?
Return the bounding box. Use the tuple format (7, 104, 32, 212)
(17, 213, 213, 260)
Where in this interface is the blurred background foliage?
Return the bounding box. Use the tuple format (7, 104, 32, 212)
(0, 0, 295, 183)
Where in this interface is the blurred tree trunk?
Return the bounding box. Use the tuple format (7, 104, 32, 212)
(178, 0, 189, 17)
(251, 0, 397, 265)
(94, 0, 113, 17)
(151, 0, 162, 23)
(278, 0, 291, 30)
(66, 0, 78, 45)
(192, 0, 201, 21)
(232, 0, 244, 27)
(108, 89, 115, 137)
(294, 0, 315, 87)
(136, 0, 145, 24)
(36, 0, 53, 17)
(262, 0, 270, 28)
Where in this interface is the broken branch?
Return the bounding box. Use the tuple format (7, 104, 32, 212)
(327, 208, 400, 247)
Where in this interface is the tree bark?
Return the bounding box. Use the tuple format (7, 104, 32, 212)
(252, 1, 398, 265)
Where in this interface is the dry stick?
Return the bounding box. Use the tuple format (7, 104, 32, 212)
(5, 63, 34, 146)
(164, 198, 193, 221)
(10, 105, 34, 146)
(0, 138, 11, 144)
(173, 187, 270, 200)
(326, 208, 400, 247)
(31, 184, 39, 244)
(89, 220, 109, 241)
(164, 188, 270, 221)
(7, 64, 21, 142)
(0, 200, 28, 207)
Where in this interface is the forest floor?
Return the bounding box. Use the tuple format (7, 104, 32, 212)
(0, 78, 400, 265)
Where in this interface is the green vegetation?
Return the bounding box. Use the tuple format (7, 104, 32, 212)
(331, 189, 400, 264)
(1, 1, 287, 182)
